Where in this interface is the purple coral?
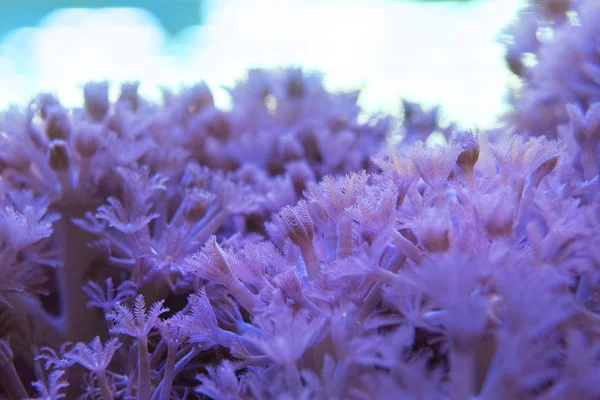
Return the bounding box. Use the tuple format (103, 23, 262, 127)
(0, 9, 597, 399)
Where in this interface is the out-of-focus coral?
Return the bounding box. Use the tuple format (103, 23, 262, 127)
(503, 0, 600, 183)
(503, 0, 599, 137)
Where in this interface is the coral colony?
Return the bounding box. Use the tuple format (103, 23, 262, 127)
(1, 0, 600, 399)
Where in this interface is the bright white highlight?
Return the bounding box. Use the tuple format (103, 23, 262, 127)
(0, 0, 523, 127)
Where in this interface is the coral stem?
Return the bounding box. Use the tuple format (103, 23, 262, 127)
(55, 216, 102, 342)
(97, 370, 114, 400)
(137, 336, 151, 400)
(158, 342, 177, 400)
(390, 229, 425, 264)
(299, 242, 321, 281)
(336, 216, 353, 259)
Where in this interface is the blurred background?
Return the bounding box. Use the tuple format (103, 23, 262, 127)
(0, 0, 524, 127)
